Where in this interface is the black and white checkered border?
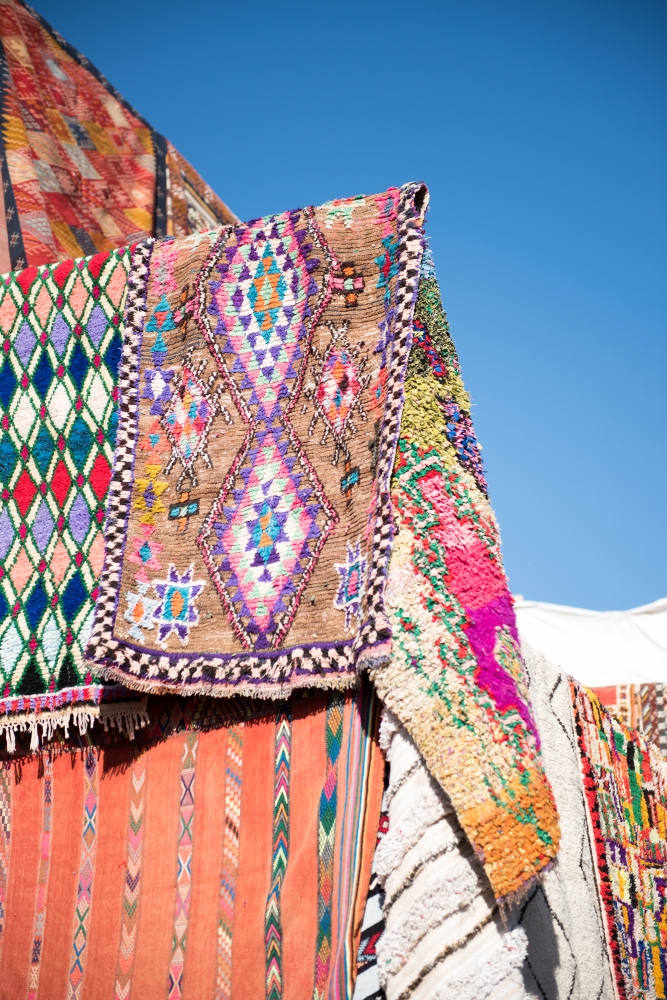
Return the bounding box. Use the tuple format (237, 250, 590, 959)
(355, 183, 427, 666)
(88, 186, 426, 697)
(87, 239, 154, 666)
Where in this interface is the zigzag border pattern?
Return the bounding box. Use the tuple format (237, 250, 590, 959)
(168, 732, 199, 999)
(67, 748, 99, 1000)
(265, 711, 291, 1000)
(215, 725, 244, 1000)
(313, 692, 344, 1000)
(113, 752, 147, 1000)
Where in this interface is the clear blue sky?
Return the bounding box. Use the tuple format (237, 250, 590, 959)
(38, 0, 667, 611)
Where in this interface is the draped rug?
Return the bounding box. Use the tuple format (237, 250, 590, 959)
(0, 183, 560, 903)
(0, 682, 383, 1000)
(0, 0, 236, 272)
(573, 681, 667, 1000)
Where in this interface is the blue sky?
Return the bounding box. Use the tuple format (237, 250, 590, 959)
(38, 0, 666, 610)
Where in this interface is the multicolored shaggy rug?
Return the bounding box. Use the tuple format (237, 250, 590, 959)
(0, 0, 236, 272)
(0, 183, 560, 904)
(365, 243, 560, 902)
(0, 683, 383, 1000)
(572, 681, 667, 1000)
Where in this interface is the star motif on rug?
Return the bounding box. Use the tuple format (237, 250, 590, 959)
(152, 563, 205, 646)
(160, 350, 232, 490)
(334, 540, 367, 631)
(124, 582, 159, 642)
(303, 322, 370, 466)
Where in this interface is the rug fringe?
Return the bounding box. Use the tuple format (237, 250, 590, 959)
(0, 698, 150, 753)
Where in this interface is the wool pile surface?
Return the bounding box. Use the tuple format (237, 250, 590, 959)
(375, 709, 529, 1000)
(0, 244, 150, 749)
(0, 182, 560, 906)
(572, 681, 667, 1000)
(88, 184, 427, 694)
(0, 682, 383, 1000)
(521, 644, 615, 999)
(366, 244, 560, 902)
(0, 0, 235, 272)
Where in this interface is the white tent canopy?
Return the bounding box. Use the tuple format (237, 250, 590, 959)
(514, 597, 667, 687)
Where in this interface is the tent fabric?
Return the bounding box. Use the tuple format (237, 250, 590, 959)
(514, 597, 667, 686)
(0, 0, 236, 272)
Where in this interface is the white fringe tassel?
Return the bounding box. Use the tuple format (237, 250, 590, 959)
(0, 699, 150, 753)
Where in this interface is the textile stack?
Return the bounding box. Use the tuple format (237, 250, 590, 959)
(0, 7, 664, 1000)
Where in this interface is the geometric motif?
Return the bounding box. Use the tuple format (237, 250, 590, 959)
(196, 211, 338, 650)
(303, 322, 370, 467)
(0, 247, 130, 699)
(113, 753, 147, 1000)
(313, 693, 343, 1000)
(573, 683, 667, 1000)
(332, 263, 365, 308)
(67, 747, 98, 1000)
(334, 541, 367, 632)
(27, 756, 53, 1000)
(152, 564, 205, 647)
(168, 732, 199, 1000)
(215, 725, 244, 1000)
(265, 711, 291, 1000)
(161, 351, 232, 491)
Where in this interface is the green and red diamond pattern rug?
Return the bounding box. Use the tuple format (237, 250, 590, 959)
(0, 248, 137, 748)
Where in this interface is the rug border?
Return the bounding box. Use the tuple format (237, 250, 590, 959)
(87, 184, 426, 699)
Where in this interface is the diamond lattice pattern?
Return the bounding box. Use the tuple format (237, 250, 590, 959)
(200, 215, 336, 648)
(0, 250, 129, 695)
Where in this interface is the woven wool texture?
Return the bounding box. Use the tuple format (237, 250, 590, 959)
(0, 0, 236, 272)
(521, 643, 615, 1000)
(0, 683, 384, 1000)
(366, 246, 560, 902)
(572, 680, 667, 1000)
(0, 183, 560, 904)
(0, 245, 154, 749)
(375, 710, 529, 1000)
(87, 185, 427, 695)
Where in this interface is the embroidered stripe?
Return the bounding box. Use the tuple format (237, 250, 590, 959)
(67, 748, 99, 1000)
(113, 751, 147, 1000)
(313, 693, 344, 1000)
(215, 724, 244, 1000)
(265, 710, 291, 1000)
(168, 732, 199, 999)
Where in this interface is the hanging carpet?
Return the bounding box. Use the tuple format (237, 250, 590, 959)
(0, 682, 384, 1000)
(0, 0, 236, 273)
(572, 680, 667, 1000)
(0, 183, 560, 904)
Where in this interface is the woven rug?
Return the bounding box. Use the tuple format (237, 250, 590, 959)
(0, 682, 383, 1000)
(521, 644, 615, 999)
(572, 681, 667, 1000)
(87, 185, 427, 693)
(375, 710, 528, 1000)
(0, 245, 151, 749)
(0, 183, 560, 904)
(0, 0, 235, 272)
(365, 243, 560, 903)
